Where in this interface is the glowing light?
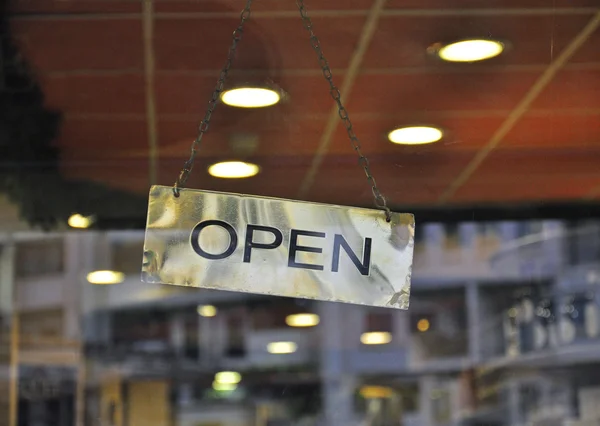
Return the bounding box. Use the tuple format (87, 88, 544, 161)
(68, 213, 93, 229)
(267, 341, 298, 354)
(508, 308, 518, 318)
(388, 126, 443, 145)
(360, 386, 394, 399)
(212, 381, 237, 392)
(221, 87, 280, 108)
(360, 331, 392, 345)
(417, 318, 430, 332)
(215, 371, 241, 384)
(438, 39, 504, 62)
(208, 161, 260, 179)
(86, 270, 124, 285)
(285, 313, 320, 328)
(197, 305, 217, 317)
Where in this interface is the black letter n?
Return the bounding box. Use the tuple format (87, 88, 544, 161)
(331, 234, 372, 276)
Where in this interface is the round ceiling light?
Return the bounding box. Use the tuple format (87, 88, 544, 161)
(417, 318, 431, 333)
(437, 39, 504, 62)
(208, 161, 260, 179)
(215, 371, 241, 384)
(388, 126, 443, 145)
(285, 313, 320, 328)
(360, 331, 392, 345)
(86, 270, 125, 285)
(266, 341, 298, 354)
(68, 213, 94, 229)
(221, 87, 280, 108)
(197, 305, 217, 317)
(213, 382, 237, 392)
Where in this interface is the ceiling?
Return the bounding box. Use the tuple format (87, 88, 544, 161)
(7, 0, 600, 219)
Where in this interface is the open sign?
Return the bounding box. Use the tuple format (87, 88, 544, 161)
(142, 186, 414, 309)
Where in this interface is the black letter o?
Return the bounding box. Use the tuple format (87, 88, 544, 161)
(191, 220, 238, 260)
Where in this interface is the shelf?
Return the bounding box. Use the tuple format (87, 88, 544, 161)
(480, 341, 600, 373)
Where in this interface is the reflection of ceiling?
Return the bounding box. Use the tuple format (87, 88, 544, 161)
(9, 0, 600, 215)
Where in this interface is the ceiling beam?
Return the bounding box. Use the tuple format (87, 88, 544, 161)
(437, 11, 600, 204)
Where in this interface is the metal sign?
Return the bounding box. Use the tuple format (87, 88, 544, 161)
(142, 185, 414, 309)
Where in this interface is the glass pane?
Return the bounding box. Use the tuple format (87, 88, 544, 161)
(2, 1, 600, 425)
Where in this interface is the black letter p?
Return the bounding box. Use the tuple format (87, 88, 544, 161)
(243, 225, 283, 263)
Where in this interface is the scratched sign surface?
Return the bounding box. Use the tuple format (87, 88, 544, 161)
(142, 185, 415, 309)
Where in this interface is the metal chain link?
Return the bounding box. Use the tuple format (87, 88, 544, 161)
(296, 0, 392, 222)
(173, 0, 253, 197)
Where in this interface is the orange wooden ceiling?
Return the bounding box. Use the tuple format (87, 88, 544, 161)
(9, 0, 600, 212)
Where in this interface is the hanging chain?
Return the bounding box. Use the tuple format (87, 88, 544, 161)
(296, 0, 391, 222)
(173, 0, 254, 197)
(172, 0, 392, 222)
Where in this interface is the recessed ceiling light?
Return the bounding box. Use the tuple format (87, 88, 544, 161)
(267, 341, 298, 354)
(86, 270, 125, 285)
(197, 305, 217, 317)
(388, 126, 443, 145)
(360, 331, 392, 345)
(68, 213, 94, 229)
(285, 313, 320, 328)
(215, 371, 241, 384)
(437, 39, 504, 62)
(208, 161, 260, 179)
(360, 386, 394, 399)
(221, 87, 280, 108)
(212, 381, 237, 392)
